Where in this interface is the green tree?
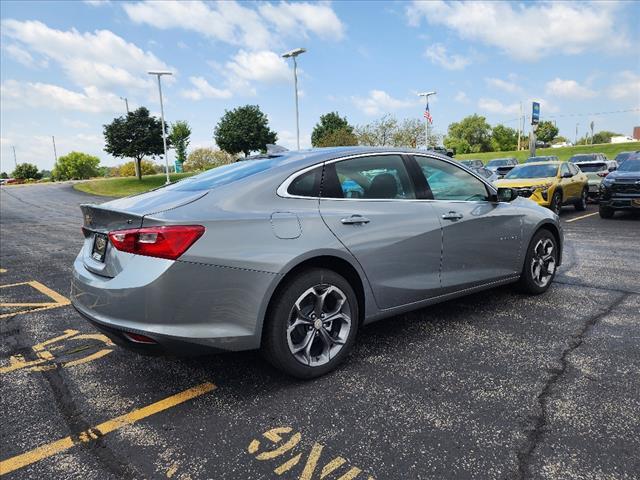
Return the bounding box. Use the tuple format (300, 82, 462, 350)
(315, 128, 358, 147)
(184, 148, 235, 171)
(535, 120, 559, 144)
(592, 131, 622, 144)
(214, 105, 277, 157)
(311, 112, 354, 147)
(52, 152, 100, 180)
(12, 163, 41, 180)
(491, 124, 518, 151)
(0, 172, 8, 179)
(117, 160, 158, 177)
(392, 118, 425, 148)
(355, 114, 398, 146)
(169, 120, 192, 165)
(444, 114, 492, 154)
(103, 107, 165, 180)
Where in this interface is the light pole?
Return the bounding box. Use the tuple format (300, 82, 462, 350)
(52, 136, 58, 163)
(12, 146, 17, 167)
(120, 96, 129, 114)
(418, 91, 436, 149)
(282, 48, 306, 150)
(148, 71, 172, 184)
(575, 123, 579, 145)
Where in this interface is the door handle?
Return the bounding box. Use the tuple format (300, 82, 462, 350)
(442, 211, 463, 221)
(341, 215, 371, 225)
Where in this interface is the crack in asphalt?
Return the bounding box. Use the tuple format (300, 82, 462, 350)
(513, 292, 630, 480)
(553, 278, 640, 296)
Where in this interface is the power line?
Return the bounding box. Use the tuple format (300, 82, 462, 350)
(541, 108, 640, 119)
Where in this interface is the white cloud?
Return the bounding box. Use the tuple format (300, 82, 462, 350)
(1, 19, 173, 91)
(485, 77, 521, 94)
(607, 71, 640, 102)
(424, 43, 470, 70)
(123, 1, 345, 49)
(545, 78, 596, 99)
(225, 50, 290, 84)
(2, 43, 40, 68)
(258, 2, 345, 40)
(84, 0, 110, 5)
(477, 98, 520, 116)
(181, 76, 232, 100)
(352, 90, 416, 116)
(1, 80, 122, 113)
(62, 118, 91, 129)
(454, 91, 470, 104)
(408, 1, 628, 60)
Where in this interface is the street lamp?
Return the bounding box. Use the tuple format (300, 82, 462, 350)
(148, 70, 172, 184)
(282, 48, 306, 150)
(120, 96, 129, 114)
(418, 91, 436, 149)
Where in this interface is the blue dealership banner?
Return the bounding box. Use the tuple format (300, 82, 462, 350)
(532, 102, 540, 125)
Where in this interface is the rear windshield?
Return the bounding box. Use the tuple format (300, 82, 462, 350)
(576, 162, 607, 172)
(526, 156, 553, 163)
(505, 164, 558, 179)
(487, 159, 510, 166)
(569, 154, 596, 163)
(164, 159, 279, 191)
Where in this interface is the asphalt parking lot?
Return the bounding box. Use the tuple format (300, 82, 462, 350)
(1, 183, 639, 479)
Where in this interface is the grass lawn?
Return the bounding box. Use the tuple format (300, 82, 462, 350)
(455, 141, 640, 163)
(74, 172, 196, 197)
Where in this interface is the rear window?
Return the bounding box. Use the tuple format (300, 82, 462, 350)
(569, 154, 596, 163)
(165, 159, 278, 191)
(505, 164, 559, 179)
(287, 167, 322, 197)
(576, 162, 606, 172)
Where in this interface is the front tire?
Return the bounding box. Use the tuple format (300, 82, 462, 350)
(518, 229, 558, 294)
(599, 206, 614, 219)
(549, 191, 562, 215)
(574, 188, 587, 211)
(262, 268, 359, 379)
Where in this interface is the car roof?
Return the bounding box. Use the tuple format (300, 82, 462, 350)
(519, 161, 562, 166)
(574, 160, 607, 164)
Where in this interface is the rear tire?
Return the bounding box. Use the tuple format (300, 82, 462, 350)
(599, 206, 614, 219)
(574, 188, 587, 211)
(517, 229, 558, 295)
(261, 268, 359, 379)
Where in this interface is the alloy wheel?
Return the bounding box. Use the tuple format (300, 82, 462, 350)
(287, 284, 352, 367)
(530, 238, 556, 288)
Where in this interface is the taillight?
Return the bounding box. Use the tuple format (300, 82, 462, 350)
(108, 225, 204, 260)
(597, 171, 609, 177)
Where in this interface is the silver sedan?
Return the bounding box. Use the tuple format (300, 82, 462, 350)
(72, 147, 563, 378)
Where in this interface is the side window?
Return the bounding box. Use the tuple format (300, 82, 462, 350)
(560, 164, 570, 176)
(328, 155, 416, 199)
(287, 166, 321, 197)
(414, 156, 490, 201)
(569, 163, 579, 175)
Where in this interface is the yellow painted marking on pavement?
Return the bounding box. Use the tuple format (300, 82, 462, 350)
(565, 212, 599, 223)
(0, 269, 6, 273)
(166, 462, 179, 478)
(0, 280, 70, 319)
(0, 382, 216, 476)
(0, 329, 114, 375)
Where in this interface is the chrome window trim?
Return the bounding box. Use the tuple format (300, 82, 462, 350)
(276, 151, 498, 202)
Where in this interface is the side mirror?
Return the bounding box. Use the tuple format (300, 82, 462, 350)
(496, 187, 517, 202)
(608, 166, 616, 172)
(561, 172, 572, 178)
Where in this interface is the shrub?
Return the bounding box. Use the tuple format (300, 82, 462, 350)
(117, 160, 158, 177)
(184, 148, 235, 172)
(52, 151, 101, 180)
(12, 163, 42, 180)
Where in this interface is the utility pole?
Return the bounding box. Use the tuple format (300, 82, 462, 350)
(120, 96, 129, 114)
(52, 136, 58, 163)
(590, 121, 595, 145)
(517, 102, 522, 150)
(418, 91, 437, 148)
(575, 123, 579, 145)
(148, 71, 172, 184)
(12, 146, 17, 167)
(282, 48, 306, 150)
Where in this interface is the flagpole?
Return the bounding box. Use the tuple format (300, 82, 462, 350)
(418, 91, 436, 149)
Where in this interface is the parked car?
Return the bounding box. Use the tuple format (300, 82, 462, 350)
(598, 155, 640, 218)
(574, 160, 618, 200)
(568, 153, 608, 164)
(72, 147, 563, 378)
(460, 159, 484, 168)
(429, 146, 454, 157)
(614, 150, 640, 166)
(485, 157, 519, 177)
(496, 161, 588, 214)
(470, 166, 499, 183)
(525, 155, 559, 163)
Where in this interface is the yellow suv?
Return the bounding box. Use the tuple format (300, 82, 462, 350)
(495, 161, 588, 214)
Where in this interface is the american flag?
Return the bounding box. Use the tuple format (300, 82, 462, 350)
(423, 102, 433, 124)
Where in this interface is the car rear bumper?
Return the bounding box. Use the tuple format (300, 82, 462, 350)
(71, 253, 279, 354)
(599, 197, 640, 210)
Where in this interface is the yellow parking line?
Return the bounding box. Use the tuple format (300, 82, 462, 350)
(565, 212, 599, 223)
(0, 382, 216, 475)
(0, 269, 7, 273)
(0, 280, 70, 319)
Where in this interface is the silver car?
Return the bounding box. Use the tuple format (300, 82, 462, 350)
(72, 148, 563, 378)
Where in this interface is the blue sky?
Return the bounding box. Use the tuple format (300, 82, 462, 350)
(1, 0, 639, 171)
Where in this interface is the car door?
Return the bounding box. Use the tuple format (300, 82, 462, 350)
(412, 154, 523, 292)
(569, 162, 587, 194)
(559, 163, 576, 201)
(318, 153, 442, 310)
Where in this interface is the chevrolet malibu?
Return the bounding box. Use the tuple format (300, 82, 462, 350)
(72, 148, 563, 378)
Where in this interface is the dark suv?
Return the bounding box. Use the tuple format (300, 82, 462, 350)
(598, 155, 640, 218)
